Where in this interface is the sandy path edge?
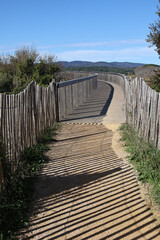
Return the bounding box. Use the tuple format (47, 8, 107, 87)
(103, 122, 160, 224)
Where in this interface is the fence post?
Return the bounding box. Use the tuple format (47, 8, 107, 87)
(52, 80, 59, 122)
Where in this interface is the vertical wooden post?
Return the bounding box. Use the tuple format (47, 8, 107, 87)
(55, 82, 59, 122)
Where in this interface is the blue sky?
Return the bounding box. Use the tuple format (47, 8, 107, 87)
(0, 0, 160, 64)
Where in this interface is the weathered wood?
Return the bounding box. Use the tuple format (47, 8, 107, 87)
(57, 75, 98, 121)
(0, 79, 58, 192)
(157, 93, 160, 149)
(63, 71, 160, 150)
(1, 70, 160, 192)
(58, 75, 97, 88)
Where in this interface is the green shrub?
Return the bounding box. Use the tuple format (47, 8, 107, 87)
(120, 123, 160, 204)
(0, 47, 61, 94)
(0, 72, 13, 93)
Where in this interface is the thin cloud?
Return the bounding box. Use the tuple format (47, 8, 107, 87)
(61, 39, 146, 48)
(0, 46, 16, 54)
(36, 39, 147, 50)
(0, 41, 157, 64)
(0, 39, 147, 55)
(56, 47, 158, 63)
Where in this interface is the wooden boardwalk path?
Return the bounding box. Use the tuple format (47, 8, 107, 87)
(17, 81, 160, 239)
(61, 81, 114, 124)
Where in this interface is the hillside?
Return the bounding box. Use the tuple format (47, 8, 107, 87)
(134, 64, 160, 92)
(135, 64, 160, 79)
(62, 66, 135, 75)
(60, 61, 145, 69)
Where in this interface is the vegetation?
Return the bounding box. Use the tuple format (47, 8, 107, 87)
(148, 70, 160, 92)
(143, 64, 159, 68)
(146, 2, 160, 91)
(0, 124, 60, 240)
(120, 123, 160, 205)
(134, 65, 160, 92)
(64, 66, 135, 75)
(146, 1, 160, 57)
(0, 47, 61, 94)
(134, 65, 158, 78)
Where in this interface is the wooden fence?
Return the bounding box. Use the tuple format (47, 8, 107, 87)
(0, 74, 97, 191)
(125, 77, 160, 149)
(96, 72, 126, 91)
(63, 71, 160, 149)
(0, 71, 160, 191)
(59, 71, 92, 81)
(94, 72, 160, 149)
(0, 80, 58, 190)
(58, 75, 97, 120)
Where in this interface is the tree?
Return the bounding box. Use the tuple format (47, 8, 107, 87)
(33, 54, 61, 85)
(0, 72, 13, 93)
(10, 47, 39, 91)
(146, 2, 160, 92)
(0, 47, 61, 93)
(146, 2, 160, 56)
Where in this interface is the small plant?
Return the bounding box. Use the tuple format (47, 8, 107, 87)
(120, 123, 160, 204)
(0, 124, 60, 240)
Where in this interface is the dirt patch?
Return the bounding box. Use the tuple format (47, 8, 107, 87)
(103, 123, 127, 160)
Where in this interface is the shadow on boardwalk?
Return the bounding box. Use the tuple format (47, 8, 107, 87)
(17, 124, 160, 240)
(62, 81, 114, 123)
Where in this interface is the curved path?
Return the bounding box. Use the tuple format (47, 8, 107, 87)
(61, 81, 125, 124)
(17, 81, 160, 239)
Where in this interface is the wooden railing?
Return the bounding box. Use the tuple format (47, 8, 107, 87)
(87, 72, 160, 149)
(0, 80, 58, 191)
(62, 71, 160, 149)
(97, 72, 160, 149)
(0, 74, 97, 191)
(0, 80, 58, 165)
(57, 75, 97, 120)
(125, 77, 160, 149)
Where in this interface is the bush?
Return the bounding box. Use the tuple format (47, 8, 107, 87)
(120, 123, 160, 204)
(148, 69, 160, 92)
(0, 47, 61, 93)
(0, 72, 13, 93)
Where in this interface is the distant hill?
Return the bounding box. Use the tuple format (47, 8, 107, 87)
(60, 61, 145, 69)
